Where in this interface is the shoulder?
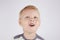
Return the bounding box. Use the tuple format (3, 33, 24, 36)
(36, 34, 44, 40)
(14, 34, 23, 39)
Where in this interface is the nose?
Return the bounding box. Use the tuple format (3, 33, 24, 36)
(29, 18, 34, 21)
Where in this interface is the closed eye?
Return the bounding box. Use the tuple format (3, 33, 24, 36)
(25, 16, 30, 18)
(34, 16, 38, 19)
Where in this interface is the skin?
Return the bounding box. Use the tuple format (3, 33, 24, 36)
(19, 9, 40, 40)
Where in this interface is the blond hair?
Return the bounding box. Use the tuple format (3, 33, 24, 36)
(19, 5, 38, 15)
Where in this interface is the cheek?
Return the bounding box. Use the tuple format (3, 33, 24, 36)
(35, 20, 40, 26)
(21, 20, 29, 27)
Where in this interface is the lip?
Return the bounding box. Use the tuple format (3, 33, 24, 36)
(29, 23, 35, 27)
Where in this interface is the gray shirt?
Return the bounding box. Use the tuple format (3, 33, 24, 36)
(14, 33, 44, 40)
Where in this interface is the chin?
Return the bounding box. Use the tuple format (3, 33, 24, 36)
(30, 30, 36, 33)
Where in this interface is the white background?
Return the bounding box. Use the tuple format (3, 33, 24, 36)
(0, 0, 60, 40)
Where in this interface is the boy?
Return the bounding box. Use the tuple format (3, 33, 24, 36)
(14, 5, 44, 40)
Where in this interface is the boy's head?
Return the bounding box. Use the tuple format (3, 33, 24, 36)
(19, 5, 40, 33)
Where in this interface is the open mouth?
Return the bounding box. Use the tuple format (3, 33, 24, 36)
(29, 24, 35, 27)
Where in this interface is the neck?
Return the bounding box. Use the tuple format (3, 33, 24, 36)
(23, 31, 36, 39)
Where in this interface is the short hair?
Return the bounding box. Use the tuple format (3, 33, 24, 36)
(19, 5, 38, 15)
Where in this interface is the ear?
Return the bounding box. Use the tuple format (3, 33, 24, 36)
(18, 18, 21, 25)
(39, 19, 41, 26)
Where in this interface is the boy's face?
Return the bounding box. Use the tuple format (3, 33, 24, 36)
(19, 9, 40, 33)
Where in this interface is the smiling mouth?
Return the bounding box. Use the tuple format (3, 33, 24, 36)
(29, 24, 35, 27)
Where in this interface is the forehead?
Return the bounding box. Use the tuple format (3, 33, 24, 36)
(20, 9, 40, 17)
